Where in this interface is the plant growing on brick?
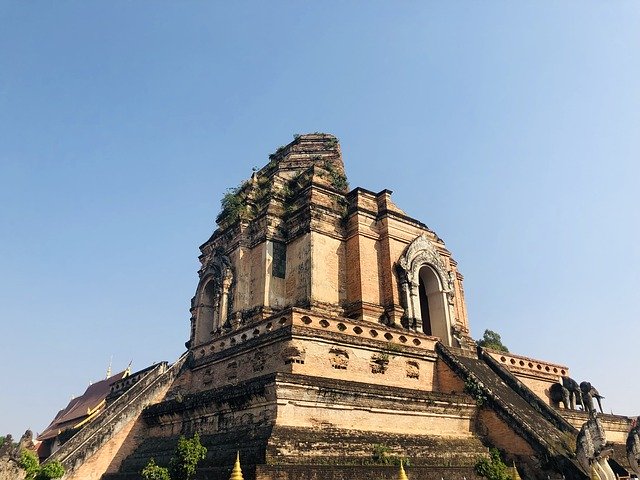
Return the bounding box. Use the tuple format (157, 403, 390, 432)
(464, 377, 487, 406)
(169, 432, 207, 480)
(19, 449, 65, 480)
(36, 462, 65, 480)
(19, 450, 40, 480)
(371, 444, 410, 466)
(474, 448, 511, 480)
(141, 458, 171, 480)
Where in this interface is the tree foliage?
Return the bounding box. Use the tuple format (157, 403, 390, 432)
(477, 329, 509, 352)
(474, 448, 511, 480)
(19, 449, 65, 480)
(19, 450, 40, 480)
(140, 433, 207, 480)
(169, 433, 207, 480)
(36, 462, 66, 480)
(141, 458, 171, 480)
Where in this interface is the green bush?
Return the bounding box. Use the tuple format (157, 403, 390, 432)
(19, 450, 40, 480)
(474, 448, 511, 480)
(170, 432, 207, 480)
(141, 458, 171, 480)
(36, 461, 65, 480)
(19, 450, 64, 480)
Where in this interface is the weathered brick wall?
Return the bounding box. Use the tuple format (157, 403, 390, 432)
(477, 409, 535, 456)
(256, 465, 481, 480)
(435, 357, 466, 394)
(189, 311, 445, 396)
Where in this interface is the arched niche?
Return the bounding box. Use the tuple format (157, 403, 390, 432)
(398, 234, 453, 346)
(192, 250, 234, 347)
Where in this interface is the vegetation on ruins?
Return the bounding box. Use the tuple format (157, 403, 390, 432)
(217, 186, 248, 224)
(315, 156, 348, 192)
(142, 432, 207, 480)
(474, 448, 511, 480)
(477, 329, 509, 353)
(464, 377, 488, 406)
(371, 444, 410, 467)
(169, 432, 207, 480)
(19, 450, 65, 480)
(141, 458, 171, 480)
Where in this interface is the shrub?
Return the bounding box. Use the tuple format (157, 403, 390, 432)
(19, 450, 64, 480)
(170, 432, 207, 480)
(141, 458, 171, 480)
(474, 448, 511, 480)
(19, 450, 40, 480)
(36, 461, 65, 480)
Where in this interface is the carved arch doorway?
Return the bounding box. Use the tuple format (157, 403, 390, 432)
(417, 265, 449, 341)
(398, 234, 454, 346)
(196, 279, 218, 344)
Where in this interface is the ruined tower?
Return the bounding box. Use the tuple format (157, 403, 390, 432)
(47, 134, 635, 480)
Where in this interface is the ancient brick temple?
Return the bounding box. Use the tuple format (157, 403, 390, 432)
(45, 134, 635, 480)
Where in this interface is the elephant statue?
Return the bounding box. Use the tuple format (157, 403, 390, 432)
(580, 381, 604, 414)
(562, 376, 583, 410)
(549, 382, 570, 409)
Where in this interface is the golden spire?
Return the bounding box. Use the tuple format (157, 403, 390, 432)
(510, 461, 521, 480)
(398, 459, 408, 480)
(106, 355, 113, 379)
(229, 451, 244, 480)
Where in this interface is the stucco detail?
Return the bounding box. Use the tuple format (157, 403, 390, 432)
(397, 234, 454, 345)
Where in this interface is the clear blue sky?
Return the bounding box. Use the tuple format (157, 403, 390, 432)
(1, 2, 638, 437)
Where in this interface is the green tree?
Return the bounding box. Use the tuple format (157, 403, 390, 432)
(141, 458, 171, 480)
(474, 448, 511, 480)
(18, 449, 64, 480)
(169, 432, 207, 480)
(19, 450, 40, 480)
(36, 461, 65, 480)
(477, 329, 509, 352)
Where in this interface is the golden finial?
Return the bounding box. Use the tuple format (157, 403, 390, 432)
(510, 461, 521, 480)
(229, 451, 244, 480)
(106, 355, 113, 379)
(398, 459, 408, 480)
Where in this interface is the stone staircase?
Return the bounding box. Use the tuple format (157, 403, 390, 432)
(437, 343, 587, 479)
(47, 352, 188, 477)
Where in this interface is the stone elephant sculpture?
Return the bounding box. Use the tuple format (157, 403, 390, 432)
(549, 382, 570, 409)
(580, 381, 604, 414)
(562, 375, 583, 410)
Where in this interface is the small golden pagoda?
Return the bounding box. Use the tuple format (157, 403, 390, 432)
(398, 460, 408, 480)
(229, 452, 244, 480)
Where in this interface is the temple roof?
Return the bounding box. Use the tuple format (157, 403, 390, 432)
(37, 370, 127, 441)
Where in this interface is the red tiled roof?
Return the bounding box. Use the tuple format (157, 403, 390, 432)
(37, 370, 127, 441)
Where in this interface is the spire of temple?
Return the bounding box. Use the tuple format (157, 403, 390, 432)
(106, 355, 113, 379)
(229, 451, 244, 480)
(510, 461, 521, 480)
(398, 460, 408, 480)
